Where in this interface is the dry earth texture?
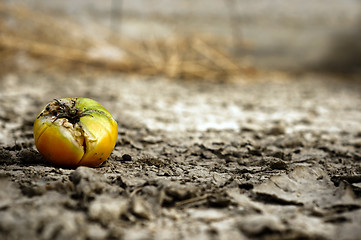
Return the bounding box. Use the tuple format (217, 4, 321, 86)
(0, 72, 361, 240)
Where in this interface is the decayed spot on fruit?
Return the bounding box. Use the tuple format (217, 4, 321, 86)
(33, 98, 118, 167)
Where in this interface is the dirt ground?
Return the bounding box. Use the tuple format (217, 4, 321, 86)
(0, 71, 360, 240)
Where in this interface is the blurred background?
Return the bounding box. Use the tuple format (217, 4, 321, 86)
(1, 0, 361, 80)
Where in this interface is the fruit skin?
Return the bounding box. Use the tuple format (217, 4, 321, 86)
(33, 98, 118, 167)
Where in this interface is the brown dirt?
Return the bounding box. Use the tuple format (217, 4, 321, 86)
(0, 72, 361, 240)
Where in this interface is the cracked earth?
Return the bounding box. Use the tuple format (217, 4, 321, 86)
(0, 72, 361, 240)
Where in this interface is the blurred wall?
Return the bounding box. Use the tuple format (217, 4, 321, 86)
(8, 0, 361, 72)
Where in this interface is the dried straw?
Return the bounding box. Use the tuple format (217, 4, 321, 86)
(0, 2, 256, 80)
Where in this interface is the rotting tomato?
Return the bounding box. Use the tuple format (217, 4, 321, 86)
(33, 98, 118, 167)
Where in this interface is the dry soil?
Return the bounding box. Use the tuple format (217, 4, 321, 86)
(0, 72, 361, 240)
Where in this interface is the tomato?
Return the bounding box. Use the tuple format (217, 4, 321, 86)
(33, 98, 118, 167)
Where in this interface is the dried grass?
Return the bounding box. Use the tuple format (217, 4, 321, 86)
(0, 2, 256, 81)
